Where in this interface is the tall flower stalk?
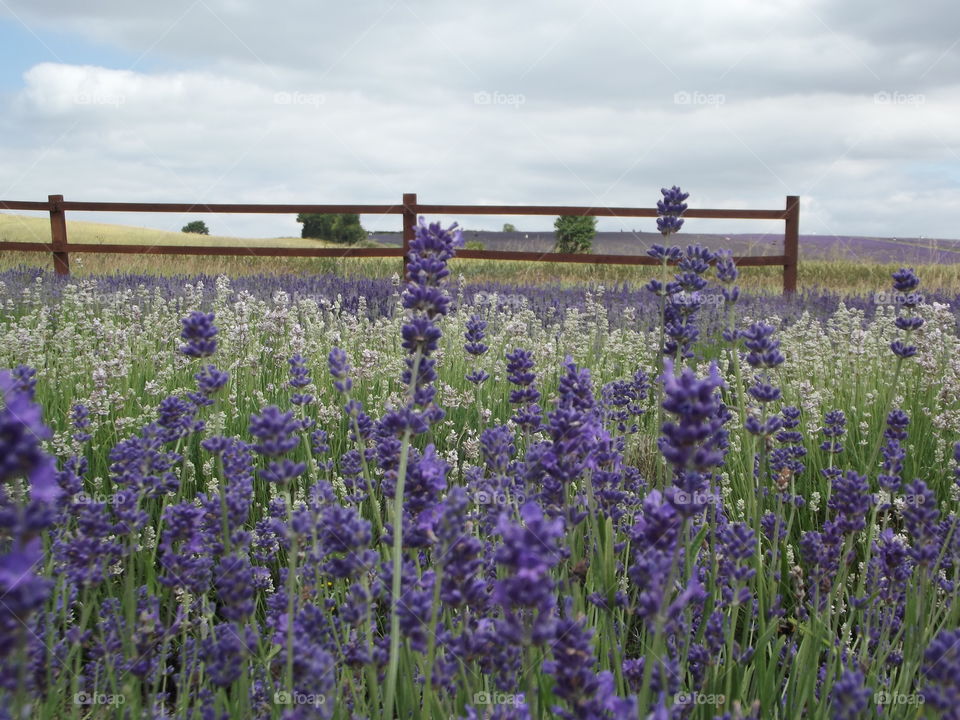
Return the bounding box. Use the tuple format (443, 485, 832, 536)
(380, 217, 461, 720)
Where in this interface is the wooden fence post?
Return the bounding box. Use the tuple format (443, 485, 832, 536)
(783, 195, 799, 294)
(49, 194, 69, 275)
(402, 192, 417, 282)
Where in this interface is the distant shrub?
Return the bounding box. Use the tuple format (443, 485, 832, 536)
(502, 223, 516, 232)
(297, 213, 366, 245)
(464, 240, 485, 251)
(181, 220, 209, 235)
(553, 215, 596, 253)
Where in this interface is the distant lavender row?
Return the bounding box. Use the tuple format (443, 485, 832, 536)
(375, 230, 960, 264)
(4, 267, 960, 332)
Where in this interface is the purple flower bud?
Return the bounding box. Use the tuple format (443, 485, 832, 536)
(891, 267, 920, 294)
(180, 311, 218, 358)
(248, 406, 300, 458)
(328, 347, 353, 393)
(890, 340, 917, 359)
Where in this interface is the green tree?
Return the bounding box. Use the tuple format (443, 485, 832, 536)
(297, 213, 366, 244)
(181, 220, 209, 235)
(553, 215, 596, 254)
(502, 222, 516, 232)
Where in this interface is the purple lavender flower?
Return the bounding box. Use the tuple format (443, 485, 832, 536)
(600, 369, 649, 435)
(191, 365, 229, 407)
(0, 371, 57, 498)
(829, 669, 872, 720)
(647, 244, 682, 262)
(627, 490, 683, 619)
(890, 340, 917, 359)
(889, 268, 924, 358)
(820, 411, 847, 454)
(109, 424, 181, 504)
(954, 442, 960, 489)
(52, 497, 124, 588)
(656, 186, 689, 237)
(878, 410, 909, 492)
(328, 347, 353, 393)
(922, 628, 960, 716)
(827, 471, 873, 534)
(434, 487, 487, 610)
(180, 311, 218, 358)
(506, 348, 543, 433)
(542, 609, 603, 720)
(157, 395, 199, 441)
(157, 502, 213, 595)
(11, 365, 36, 398)
(70, 403, 92, 443)
(464, 315, 489, 356)
(201, 623, 253, 688)
(658, 359, 727, 516)
(248, 406, 300, 457)
(891, 267, 920, 294)
(287, 354, 314, 405)
(492, 501, 564, 646)
(771, 406, 806, 481)
(465, 315, 490, 385)
(742, 322, 785, 370)
(901, 479, 941, 567)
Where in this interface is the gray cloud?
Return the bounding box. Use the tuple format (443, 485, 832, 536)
(0, 0, 958, 240)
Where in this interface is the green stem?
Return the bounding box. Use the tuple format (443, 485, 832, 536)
(285, 487, 298, 695)
(383, 427, 413, 720)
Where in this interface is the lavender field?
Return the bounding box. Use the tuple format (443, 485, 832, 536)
(374, 230, 960, 264)
(2, 190, 960, 720)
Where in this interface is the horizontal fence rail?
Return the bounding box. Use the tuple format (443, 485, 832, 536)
(0, 193, 801, 292)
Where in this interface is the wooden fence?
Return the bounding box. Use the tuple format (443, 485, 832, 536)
(0, 193, 801, 292)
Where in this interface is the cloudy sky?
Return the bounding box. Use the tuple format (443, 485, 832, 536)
(1, 0, 958, 240)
